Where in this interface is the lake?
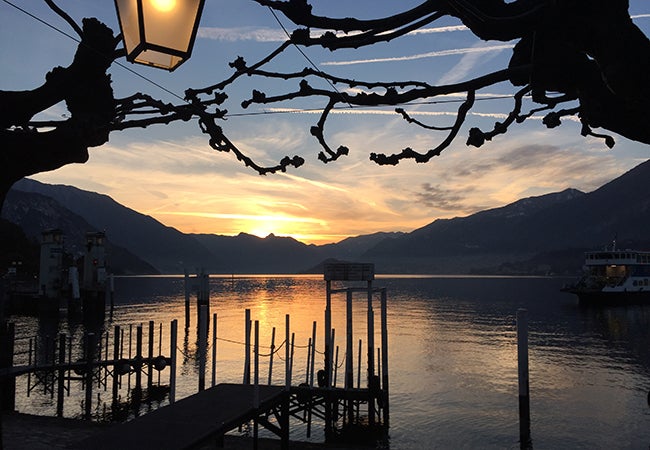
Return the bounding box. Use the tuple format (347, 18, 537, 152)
(7, 275, 650, 449)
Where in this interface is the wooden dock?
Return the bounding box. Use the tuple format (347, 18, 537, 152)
(74, 383, 287, 449)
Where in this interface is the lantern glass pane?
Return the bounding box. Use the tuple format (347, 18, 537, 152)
(114, 0, 139, 55)
(141, 0, 202, 53)
(134, 50, 182, 70)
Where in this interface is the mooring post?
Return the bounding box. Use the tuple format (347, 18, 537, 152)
(211, 313, 217, 387)
(305, 337, 312, 385)
(198, 305, 208, 392)
(268, 326, 276, 385)
(517, 308, 532, 449)
(289, 332, 295, 386)
(254, 320, 260, 449)
(254, 320, 260, 403)
(333, 345, 340, 387)
(135, 325, 143, 402)
(112, 325, 120, 408)
(147, 321, 154, 392)
(84, 333, 95, 420)
(380, 288, 390, 427)
(244, 309, 251, 385)
(170, 319, 178, 404)
(325, 280, 332, 387)
(309, 321, 317, 387)
(367, 281, 374, 387)
(345, 289, 353, 390)
(367, 282, 376, 427)
(56, 333, 66, 417)
(184, 269, 190, 329)
(285, 314, 290, 390)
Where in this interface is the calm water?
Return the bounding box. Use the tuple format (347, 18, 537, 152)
(8, 275, 650, 449)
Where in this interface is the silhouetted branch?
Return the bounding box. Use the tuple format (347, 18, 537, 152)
(45, 0, 83, 38)
(3, 0, 650, 207)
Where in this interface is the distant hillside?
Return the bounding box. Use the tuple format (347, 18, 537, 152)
(2, 189, 159, 275)
(4, 159, 649, 275)
(363, 160, 650, 274)
(10, 179, 215, 273)
(191, 232, 321, 273)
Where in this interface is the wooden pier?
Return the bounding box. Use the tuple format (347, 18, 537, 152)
(74, 383, 287, 449)
(2, 263, 390, 448)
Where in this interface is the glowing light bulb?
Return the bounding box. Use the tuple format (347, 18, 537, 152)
(150, 0, 176, 12)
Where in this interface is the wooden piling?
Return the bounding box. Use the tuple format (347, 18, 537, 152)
(345, 290, 353, 390)
(367, 288, 376, 427)
(268, 327, 276, 385)
(305, 337, 312, 385)
(84, 333, 95, 420)
(184, 269, 191, 329)
(135, 326, 143, 400)
(309, 321, 317, 387)
(244, 309, 251, 385)
(56, 334, 66, 417)
(325, 280, 332, 387)
(198, 305, 208, 392)
(147, 321, 154, 392)
(112, 326, 120, 408)
(285, 315, 290, 390)
(253, 320, 260, 448)
(211, 313, 217, 387)
(380, 288, 390, 427)
(289, 332, 295, 386)
(170, 319, 178, 404)
(517, 308, 531, 449)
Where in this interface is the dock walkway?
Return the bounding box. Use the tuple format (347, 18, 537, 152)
(75, 383, 286, 450)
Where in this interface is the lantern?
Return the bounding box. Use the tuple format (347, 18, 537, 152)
(114, 0, 205, 71)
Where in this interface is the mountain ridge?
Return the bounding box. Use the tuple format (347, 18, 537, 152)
(3, 159, 649, 275)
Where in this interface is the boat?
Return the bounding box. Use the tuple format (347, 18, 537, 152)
(562, 246, 650, 304)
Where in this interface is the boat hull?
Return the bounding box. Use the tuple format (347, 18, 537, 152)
(563, 287, 650, 305)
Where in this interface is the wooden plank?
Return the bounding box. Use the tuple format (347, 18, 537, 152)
(75, 383, 285, 450)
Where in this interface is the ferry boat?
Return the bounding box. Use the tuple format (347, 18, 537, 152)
(562, 247, 650, 304)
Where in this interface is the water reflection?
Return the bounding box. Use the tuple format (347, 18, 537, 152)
(7, 275, 650, 448)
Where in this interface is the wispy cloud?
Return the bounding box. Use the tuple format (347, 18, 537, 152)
(321, 44, 513, 66)
(158, 211, 326, 225)
(197, 24, 469, 43)
(407, 25, 469, 35)
(198, 27, 286, 42)
(438, 41, 510, 84)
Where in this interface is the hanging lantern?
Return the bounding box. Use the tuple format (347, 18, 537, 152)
(114, 0, 205, 71)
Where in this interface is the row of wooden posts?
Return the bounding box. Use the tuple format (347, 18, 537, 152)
(0, 320, 178, 420)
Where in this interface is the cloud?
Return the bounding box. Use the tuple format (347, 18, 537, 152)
(198, 27, 286, 42)
(197, 24, 469, 43)
(437, 42, 511, 84)
(416, 183, 474, 211)
(407, 25, 469, 35)
(321, 44, 514, 66)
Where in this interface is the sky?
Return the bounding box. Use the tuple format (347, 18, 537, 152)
(2, 1, 650, 245)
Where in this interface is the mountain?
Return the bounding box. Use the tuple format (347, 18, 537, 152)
(363, 159, 650, 273)
(191, 232, 321, 273)
(2, 180, 387, 274)
(2, 189, 159, 275)
(9, 178, 216, 273)
(3, 159, 650, 275)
